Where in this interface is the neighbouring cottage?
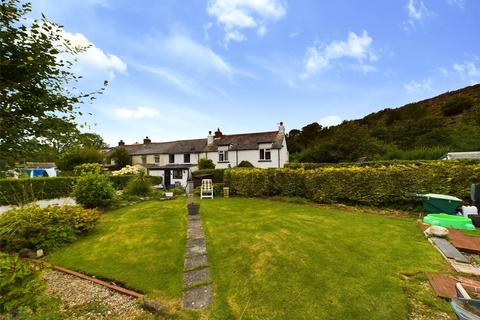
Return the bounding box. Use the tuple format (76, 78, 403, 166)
(108, 123, 289, 188)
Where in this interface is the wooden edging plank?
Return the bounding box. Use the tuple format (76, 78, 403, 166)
(29, 259, 143, 299)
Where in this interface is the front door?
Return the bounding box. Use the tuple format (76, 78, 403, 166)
(164, 169, 171, 189)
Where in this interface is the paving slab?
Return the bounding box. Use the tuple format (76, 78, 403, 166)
(183, 285, 213, 309)
(188, 220, 203, 229)
(184, 255, 208, 271)
(187, 238, 206, 248)
(431, 237, 469, 263)
(187, 215, 201, 221)
(186, 244, 207, 257)
(187, 227, 205, 240)
(184, 268, 210, 286)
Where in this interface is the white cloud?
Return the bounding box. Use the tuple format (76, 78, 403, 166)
(225, 30, 247, 43)
(405, 0, 432, 29)
(447, 0, 465, 9)
(404, 79, 433, 94)
(453, 61, 480, 78)
(319, 115, 343, 127)
(301, 30, 377, 78)
(163, 34, 232, 74)
(114, 106, 160, 119)
(62, 31, 127, 79)
(207, 0, 286, 44)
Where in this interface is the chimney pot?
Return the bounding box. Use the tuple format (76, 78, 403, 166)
(143, 136, 151, 144)
(118, 139, 125, 146)
(214, 128, 223, 138)
(278, 122, 285, 134)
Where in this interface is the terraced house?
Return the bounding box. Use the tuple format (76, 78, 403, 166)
(111, 123, 289, 188)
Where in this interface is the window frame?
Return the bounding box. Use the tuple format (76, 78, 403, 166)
(184, 153, 191, 163)
(218, 150, 229, 162)
(154, 154, 160, 163)
(169, 154, 175, 163)
(259, 148, 271, 161)
(141, 155, 147, 164)
(173, 169, 183, 179)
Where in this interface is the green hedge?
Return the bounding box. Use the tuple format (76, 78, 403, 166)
(225, 162, 480, 208)
(285, 159, 480, 170)
(0, 177, 76, 205)
(0, 175, 163, 205)
(192, 169, 225, 183)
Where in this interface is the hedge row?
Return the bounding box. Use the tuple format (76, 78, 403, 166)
(285, 159, 480, 170)
(0, 175, 163, 205)
(224, 162, 480, 208)
(192, 169, 225, 183)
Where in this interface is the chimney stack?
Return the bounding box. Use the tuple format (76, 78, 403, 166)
(207, 131, 214, 145)
(143, 136, 151, 144)
(118, 139, 125, 146)
(214, 128, 223, 139)
(278, 121, 285, 134)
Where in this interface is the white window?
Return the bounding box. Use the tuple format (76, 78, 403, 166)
(219, 150, 229, 162)
(154, 155, 160, 163)
(259, 148, 271, 161)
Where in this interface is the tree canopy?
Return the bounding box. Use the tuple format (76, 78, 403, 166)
(0, 0, 106, 165)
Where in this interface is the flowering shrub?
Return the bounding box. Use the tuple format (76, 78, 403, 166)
(73, 163, 101, 176)
(112, 165, 143, 176)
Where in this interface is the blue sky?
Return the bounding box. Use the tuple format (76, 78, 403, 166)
(31, 0, 480, 146)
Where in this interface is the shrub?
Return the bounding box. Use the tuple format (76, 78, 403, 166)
(225, 161, 480, 209)
(124, 170, 152, 197)
(112, 164, 141, 176)
(0, 253, 46, 314)
(107, 147, 131, 170)
(108, 175, 161, 190)
(198, 158, 215, 169)
(73, 163, 101, 176)
(442, 95, 475, 116)
(237, 160, 254, 167)
(57, 147, 104, 172)
(0, 205, 100, 252)
(0, 177, 76, 205)
(192, 169, 225, 184)
(72, 174, 116, 208)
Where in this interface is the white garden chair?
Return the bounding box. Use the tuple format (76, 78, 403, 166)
(200, 179, 214, 200)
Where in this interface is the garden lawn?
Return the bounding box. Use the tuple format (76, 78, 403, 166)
(46, 200, 186, 300)
(200, 198, 451, 320)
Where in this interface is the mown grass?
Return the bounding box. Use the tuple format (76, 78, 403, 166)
(200, 197, 452, 319)
(46, 200, 186, 300)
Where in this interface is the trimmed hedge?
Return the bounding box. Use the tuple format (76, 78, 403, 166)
(0, 175, 163, 205)
(0, 177, 76, 205)
(193, 169, 225, 182)
(225, 162, 480, 208)
(285, 159, 480, 170)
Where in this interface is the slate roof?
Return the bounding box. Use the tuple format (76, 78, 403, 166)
(115, 131, 284, 155)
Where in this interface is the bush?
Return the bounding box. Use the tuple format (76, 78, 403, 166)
(192, 169, 225, 183)
(442, 95, 475, 116)
(237, 160, 254, 167)
(198, 158, 215, 169)
(0, 177, 76, 205)
(0, 253, 46, 314)
(72, 174, 116, 208)
(73, 163, 101, 176)
(108, 175, 162, 190)
(0, 205, 100, 252)
(124, 171, 152, 197)
(225, 161, 480, 208)
(107, 147, 131, 170)
(57, 147, 104, 172)
(112, 164, 141, 176)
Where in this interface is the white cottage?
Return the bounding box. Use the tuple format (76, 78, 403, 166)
(110, 123, 289, 188)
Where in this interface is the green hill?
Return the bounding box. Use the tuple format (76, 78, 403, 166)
(288, 84, 480, 162)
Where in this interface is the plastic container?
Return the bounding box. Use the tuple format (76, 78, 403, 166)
(423, 213, 476, 230)
(408, 193, 462, 215)
(468, 214, 480, 228)
(462, 206, 478, 217)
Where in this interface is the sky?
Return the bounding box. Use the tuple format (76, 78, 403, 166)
(30, 0, 480, 146)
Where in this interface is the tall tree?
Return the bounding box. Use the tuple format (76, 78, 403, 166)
(0, 0, 106, 165)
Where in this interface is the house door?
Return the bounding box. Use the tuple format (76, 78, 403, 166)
(164, 169, 171, 189)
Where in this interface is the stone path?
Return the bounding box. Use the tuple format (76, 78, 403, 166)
(183, 214, 213, 310)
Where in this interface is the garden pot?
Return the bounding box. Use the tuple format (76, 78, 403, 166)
(187, 204, 200, 215)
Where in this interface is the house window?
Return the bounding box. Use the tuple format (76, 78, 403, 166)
(173, 169, 183, 179)
(141, 155, 147, 164)
(184, 154, 190, 163)
(169, 154, 175, 163)
(154, 155, 160, 163)
(219, 150, 229, 162)
(259, 148, 271, 161)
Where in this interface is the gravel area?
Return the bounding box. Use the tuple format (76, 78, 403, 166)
(0, 197, 76, 215)
(43, 271, 147, 319)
